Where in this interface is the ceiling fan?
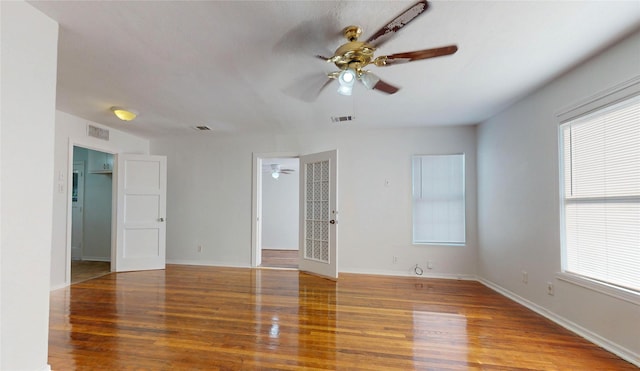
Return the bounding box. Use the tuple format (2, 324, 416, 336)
(265, 164, 295, 179)
(317, 0, 458, 96)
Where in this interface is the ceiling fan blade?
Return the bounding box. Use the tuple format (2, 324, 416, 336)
(373, 79, 400, 95)
(315, 78, 334, 97)
(376, 45, 458, 66)
(360, 71, 399, 94)
(365, 0, 429, 47)
(283, 73, 333, 102)
(273, 16, 341, 59)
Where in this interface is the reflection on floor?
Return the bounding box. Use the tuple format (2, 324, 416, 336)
(49, 266, 636, 370)
(261, 249, 298, 269)
(71, 260, 111, 284)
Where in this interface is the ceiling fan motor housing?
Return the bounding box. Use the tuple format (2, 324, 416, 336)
(332, 26, 376, 72)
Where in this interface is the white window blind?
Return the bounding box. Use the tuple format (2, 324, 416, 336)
(560, 93, 640, 292)
(412, 154, 465, 245)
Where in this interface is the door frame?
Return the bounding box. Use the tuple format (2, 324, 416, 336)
(65, 139, 117, 286)
(251, 152, 299, 267)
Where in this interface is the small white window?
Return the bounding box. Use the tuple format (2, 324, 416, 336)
(412, 154, 465, 245)
(559, 92, 640, 293)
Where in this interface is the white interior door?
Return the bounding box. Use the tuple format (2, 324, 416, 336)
(298, 150, 338, 279)
(113, 154, 167, 272)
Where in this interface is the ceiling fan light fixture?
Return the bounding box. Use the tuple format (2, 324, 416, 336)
(337, 69, 356, 96)
(110, 106, 138, 121)
(271, 164, 281, 179)
(337, 85, 353, 96)
(339, 68, 355, 84)
(360, 72, 380, 90)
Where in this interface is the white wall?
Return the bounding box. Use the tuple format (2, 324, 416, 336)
(477, 30, 640, 362)
(151, 125, 478, 278)
(0, 1, 58, 369)
(51, 111, 149, 289)
(262, 170, 299, 250)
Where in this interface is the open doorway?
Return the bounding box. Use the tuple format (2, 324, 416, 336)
(252, 150, 338, 278)
(256, 156, 300, 269)
(70, 146, 113, 283)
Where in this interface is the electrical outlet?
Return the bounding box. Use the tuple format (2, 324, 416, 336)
(392, 256, 398, 264)
(547, 282, 554, 296)
(197, 245, 203, 253)
(427, 261, 434, 270)
(522, 271, 528, 284)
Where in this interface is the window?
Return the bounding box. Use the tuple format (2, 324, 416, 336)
(412, 154, 465, 245)
(559, 92, 640, 293)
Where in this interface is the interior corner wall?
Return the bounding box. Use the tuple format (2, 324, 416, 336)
(477, 29, 640, 361)
(1, 1, 58, 370)
(262, 170, 299, 250)
(151, 125, 477, 278)
(51, 111, 150, 289)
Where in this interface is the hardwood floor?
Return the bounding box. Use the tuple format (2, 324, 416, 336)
(261, 249, 298, 269)
(70, 260, 111, 284)
(49, 265, 634, 370)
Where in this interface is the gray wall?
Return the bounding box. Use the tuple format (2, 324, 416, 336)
(152, 125, 478, 277)
(477, 29, 640, 360)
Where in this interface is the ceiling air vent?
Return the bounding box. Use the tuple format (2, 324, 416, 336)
(192, 125, 212, 131)
(331, 115, 355, 123)
(87, 124, 109, 140)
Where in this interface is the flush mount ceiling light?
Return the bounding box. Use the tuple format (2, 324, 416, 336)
(110, 106, 138, 121)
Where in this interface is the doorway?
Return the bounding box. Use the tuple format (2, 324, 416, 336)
(260, 157, 300, 269)
(252, 154, 300, 269)
(70, 146, 114, 283)
(252, 150, 338, 278)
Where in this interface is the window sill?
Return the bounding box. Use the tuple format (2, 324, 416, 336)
(413, 242, 466, 247)
(556, 272, 639, 306)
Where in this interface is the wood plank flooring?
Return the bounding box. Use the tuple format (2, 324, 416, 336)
(71, 260, 111, 284)
(261, 249, 298, 269)
(48, 265, 635, 370)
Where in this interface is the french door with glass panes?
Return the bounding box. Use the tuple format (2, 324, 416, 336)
(298, 150, 338, 279)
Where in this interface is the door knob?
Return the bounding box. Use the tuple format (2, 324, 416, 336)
(329, 219, 335, 224)
(159, 217, 165, 222)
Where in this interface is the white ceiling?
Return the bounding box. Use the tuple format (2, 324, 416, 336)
(29, 1, 640, 139)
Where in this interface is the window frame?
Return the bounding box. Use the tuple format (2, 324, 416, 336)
(556, 76, 640, 305)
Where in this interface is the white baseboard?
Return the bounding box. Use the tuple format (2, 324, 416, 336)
(80, 256, 110, 262)
(478, 277, 639, 367)
(166, 259, 250, 268)
(341, 267, 477, 281)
